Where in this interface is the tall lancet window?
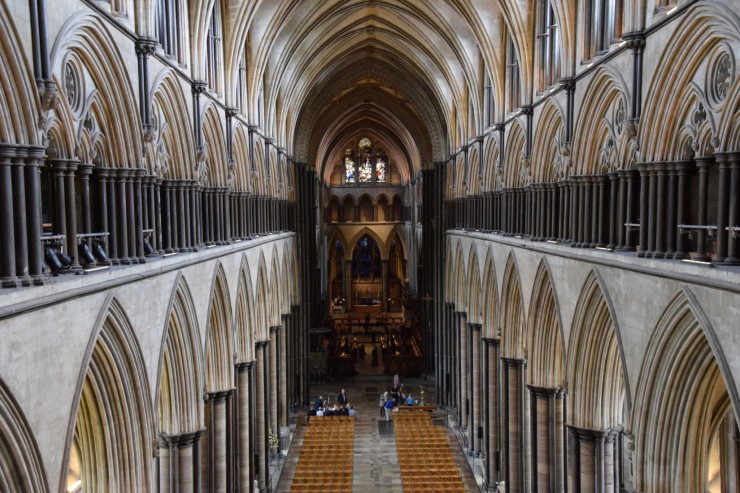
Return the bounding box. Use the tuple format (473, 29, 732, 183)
(537, 0, 561, 91)
(155, 0, 183, 62)
(585, 0, 623, 60)
(358, 138, 373, 183)
(376, 149, 387, 183)
(506, 34, 521, 112)
(206, 1, 222, 94)
(344, 149, 355, 183)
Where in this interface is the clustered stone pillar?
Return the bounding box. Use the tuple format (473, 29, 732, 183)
(280, 316, 289, 430)
(159, 430, 204, 493)
(567, 425, 620, 493)
(484, 338, 501, 484)
(502, 357, 526, 492)
(235, 361, 254, 492)
(528, 386, 565, 492)
(459, 315, 469, 430)
(202, 390, 233, 493)
(254, 341, 269, 490)
(269, 326, 280, 447)
(471, 323, 482, 454)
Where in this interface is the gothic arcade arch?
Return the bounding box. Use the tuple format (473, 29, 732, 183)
(572, 66, 633, 174)
(481, 248, 499, 339)
(204, 265, 235, 392)
(233, 256, 255, 363)
(526, 259, 565, 388)
(641, 1, 740, 161)
(502, 120, 527, 187)
(50, 12, 142, 167)
(156, 276, 204, 435)
(465, 246, 482, 325)
(531, 99, 566, 182)
(254, 256, 270, 342)
(63, 297, 154, 493)
(633, 289, 739, 493)
(150, 70, 195, 179)
(567, 270, 628, 430)
(500, 254, 526, 359)
(0, 0, 39, 145)
(0, 379, 48, 493)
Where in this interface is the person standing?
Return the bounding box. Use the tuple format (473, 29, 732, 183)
(384, 395, 395, 422)
(314, 395, 324, 410)
(379, 392, 387, 417)
(338, 388, 348, 405)
(393, 373, 400, 390)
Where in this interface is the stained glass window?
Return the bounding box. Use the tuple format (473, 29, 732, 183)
(344, 149, 355, 183)
(376, 149, 386, 183)
(359, 157, 373, 182)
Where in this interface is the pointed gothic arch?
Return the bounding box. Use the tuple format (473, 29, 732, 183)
(567, 270, 629, 430)
(633, 288, 739, 493)
(150, 69, 195, 179)
(466, 246, 482, 324)
(572, 65, 632, 174)
(233, 256, 255, 363)
(481, 248, 499, 339)
(453, 242, 466, 309)
(204, 265, 235, 392)
(0, 379, 48, 493)
(0, 0, 39, 145)
(202, 104, 229, 186)
(526, 259, 565, 388)
(502, 120, 527, 188)
(254, 255, 270, 342)
(62, 296, 154, 493)
(500, 253, 526, 359)
(531, 99, 566, 182)
(156, 276, 204, 435)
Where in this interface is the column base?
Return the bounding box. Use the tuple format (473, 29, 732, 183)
(1, 277, 18, 288)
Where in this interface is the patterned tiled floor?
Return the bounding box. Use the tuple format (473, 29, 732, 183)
(275, 343, 480, 492)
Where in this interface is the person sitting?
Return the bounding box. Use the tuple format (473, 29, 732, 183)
(405, 394, 415, 406)
(316, 406, 325, 417)
(348, 405, 356, 417)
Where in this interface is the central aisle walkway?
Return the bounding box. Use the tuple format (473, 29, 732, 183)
(276, 353, 479, 492)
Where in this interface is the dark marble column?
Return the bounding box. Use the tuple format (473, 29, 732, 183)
(693, 156, 714, 261)
(596, 174, 608, 248)
(716, 153, 731, 262)
(116, 169, 131, 264)
(654, 163, 668, 258)
(26, 147, 45, 284)
(673, 161, 692, 259)
(63, 159, 81, 271)
(624, 169, 639, 251)
(637, 164, 650, 257)
(11, 147, 30, 283)
(133, 169, 146, 262)
(607, 172, 619, 249)
(0, 145, 17, 286)
(725, 152, 740, 264)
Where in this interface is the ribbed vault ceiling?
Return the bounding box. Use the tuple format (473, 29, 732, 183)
(245, 0, 492, 184)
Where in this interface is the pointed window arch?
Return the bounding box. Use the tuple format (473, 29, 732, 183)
(155, 0, 184, 62)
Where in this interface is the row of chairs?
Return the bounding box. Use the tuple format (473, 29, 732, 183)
(291, 417, 355, 492)
(394, 412, 467, 493)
